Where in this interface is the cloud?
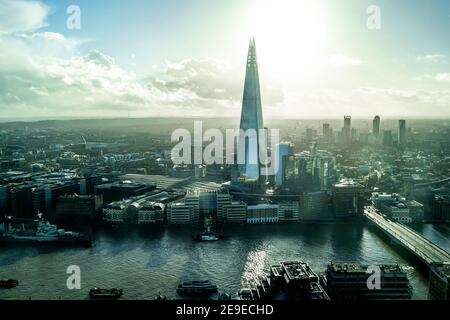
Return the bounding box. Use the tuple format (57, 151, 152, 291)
(0, 0, 284, 119)
(0, 35, 283, 118)
(435, 73, 450, 82)
(146, 58, 284, 109)
(415, 73, 450, 83)
(0, 0, 49, 35)
(416, 54, 446, 63)
(281, 87, 450, 118)
(0, 0, 448, 120)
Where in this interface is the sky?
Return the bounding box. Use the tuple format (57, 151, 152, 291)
(1, 0, 450, 120)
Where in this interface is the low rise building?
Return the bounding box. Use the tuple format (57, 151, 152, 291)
(278, 201, 300, 221)
(96, 181, 156, 204)
(323, 261, 411, 300)
(298, 191, 334, 222)
(55, 194, 102, 225)
(429, 262, 450, 300)
(137, 202, 164, 225)
(167, 203, 194, 224)
(246, 204, 279, 224)
(102, 199, 133, 224)
(223, 201, 247, 224)
(372, 193, 425, 223)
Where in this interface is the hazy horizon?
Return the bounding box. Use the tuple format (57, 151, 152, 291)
(3, 115, 450, 125)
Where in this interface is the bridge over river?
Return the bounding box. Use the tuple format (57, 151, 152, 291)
(365, 207, 450, 267)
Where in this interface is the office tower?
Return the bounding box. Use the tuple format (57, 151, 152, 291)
(323, 123, 330, 137)
(274, 142, 294, 187)
(344, 116, 351, 131)
(298, 191, 334, 221)
(79, 175, 103, 195)
(10, 184, 36, 219)
(55, 194, 102, 225)
(323, 123, 333, 142)
(32, 181, 80, 218)
(373, 115, 380, 137)
(343, 116, 352, 143)
(283, 149, 337, 193)
(382, 130, 394, 147)
(332, 179, 365, 220)
(238, 38, 264, 183)
(398, 120, 407, 147)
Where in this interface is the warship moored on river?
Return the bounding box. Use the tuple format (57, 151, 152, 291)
(0, 214, 91, 246)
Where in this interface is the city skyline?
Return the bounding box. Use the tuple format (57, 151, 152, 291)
(2, 0, 450, 120)
(2, 0, 450, 307)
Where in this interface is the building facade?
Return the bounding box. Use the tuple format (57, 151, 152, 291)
(332, 179, 365, 220)
(238, 38, 265, 183)
(429, 262, 450, 300)
(246, 204, 279, 224)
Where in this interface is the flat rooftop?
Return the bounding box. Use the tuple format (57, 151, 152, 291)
(330, 262, 363, 273)
(282, 261, 317, 281)
(330, 261, 403, 274)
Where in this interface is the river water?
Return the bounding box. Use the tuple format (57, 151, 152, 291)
(1, 223, 448, 300)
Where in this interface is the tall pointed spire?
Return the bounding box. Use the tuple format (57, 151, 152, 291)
(238, 37, 265, 182)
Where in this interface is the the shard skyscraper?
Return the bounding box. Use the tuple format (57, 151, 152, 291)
(238, 38, 265, 182)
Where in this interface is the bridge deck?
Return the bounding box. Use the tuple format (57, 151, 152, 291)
(365, 207, 450, 265)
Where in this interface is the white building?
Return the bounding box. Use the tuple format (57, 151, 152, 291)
(167, 203, 194, 224)
(216, 191, 232, 221)
(184, 192, 200, 223)
(247, 204, 279, 224)
(223, 201, 247, 224)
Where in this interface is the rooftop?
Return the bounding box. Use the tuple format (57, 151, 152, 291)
(334, 179, 363, 188)
(282, 261, 317, 281)
(330, 261, 403, 274)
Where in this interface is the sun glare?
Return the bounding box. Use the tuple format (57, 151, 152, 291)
(245, 0, 327, 81)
